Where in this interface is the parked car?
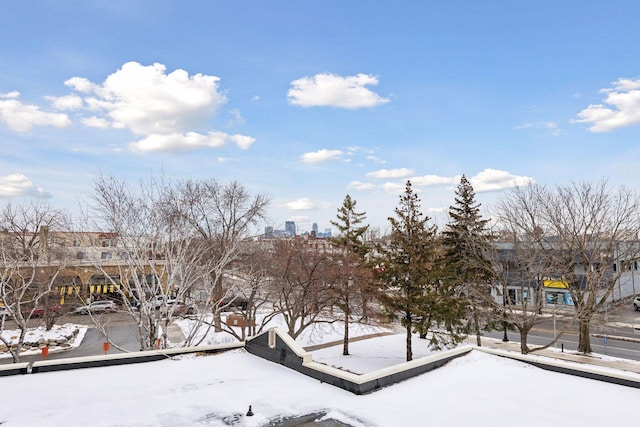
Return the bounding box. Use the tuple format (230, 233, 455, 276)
(219, 296, 248, 311)
(153, 295, 176, 308)
(634, 295, 640, 311)
(29, 305, 62, 318)
(73, 300, 117, 315)
(0, 305, 62, 319)
(172, 302, 196, 317)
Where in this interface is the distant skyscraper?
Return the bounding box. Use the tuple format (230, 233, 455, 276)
(285, 221, 296, 237)
(312, 223, 318, 233)
(264, 226, 274, 238)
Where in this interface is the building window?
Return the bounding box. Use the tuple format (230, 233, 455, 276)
(545, 291, 573, 306)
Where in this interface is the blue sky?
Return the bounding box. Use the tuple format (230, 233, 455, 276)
(1, 1, 640, 233)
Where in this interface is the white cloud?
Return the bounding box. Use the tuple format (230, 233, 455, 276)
(366, 155, 387, 164)
(515, 121, 558, 130)
(367, 168, 414, 179)
(288, 73, 390, 109)
(284, 198, 314, 210)
(82, 116, 110, 128)
(379, 169, 534, 194)
(347, 145, 375, 155)
(84, 96, 114, 112)
(64, 77, 98, 93)
(410, 174, 458, 186)
(301, 149, 344, 164)
(575, 77, 640, 132)
(46, 94, 83, 111)
(0, 91, 20, 99)
(428, 207, 447, 213)
(0, 95, 71, 133)
(72, 62, 226, 134)
(514, 122, 534, 130)
(469, 169, 534, 192)
(230, 134, 255, 150)
(63, 62, 254, 153)
(515, 121, 562, 136)
(382, 182, 407, 195)
(347, 181, 377, 191)
(0, 173, 51, 198)
(226, 109, 246, 127)
(129, 131, 255, 153)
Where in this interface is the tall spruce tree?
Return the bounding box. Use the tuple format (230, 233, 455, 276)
(378, 181, 439, 361)
(442, 175, 495, 346)
(330, 194, 370, 356)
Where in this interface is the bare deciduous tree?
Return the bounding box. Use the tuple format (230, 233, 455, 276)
(497, 180, 640, 353)
(268, 239, 338, 339)
(489, 234, 575, 354)
(0, 201, 70, 362)
(163, 179, 270, 332)
(89, 175, 220, 350)
(214, 241, 274, 341)
(87, 175, 270, 350)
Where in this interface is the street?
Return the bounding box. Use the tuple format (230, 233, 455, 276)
(0, 312, 142, 365)
(484, 302, 640, 360)
(3, 302, 640, 365)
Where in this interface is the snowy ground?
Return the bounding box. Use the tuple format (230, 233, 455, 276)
(1, 333, 640, 427)
(0, 323, 87, 359)
(173, 313, 392, 348)
(2, 317, 640, 426)
(311, 334, 439, 374)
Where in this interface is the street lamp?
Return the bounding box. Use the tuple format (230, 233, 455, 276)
(631, 260, 636, 296)
(502, 283, 509, 342)
(604, 304, 608, 356)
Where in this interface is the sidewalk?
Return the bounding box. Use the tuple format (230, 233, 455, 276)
(471, 335, 640, 375)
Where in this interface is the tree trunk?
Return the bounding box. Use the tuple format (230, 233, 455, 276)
(10, 348, 20, 364)
(343, 287, 350, 355)
(12, 328, 27, 363)
(213, 276, 223, 332)
(343, 309, 350, 356)
(405, 323, 413, 362)
(474, 311, 481, 346)
(519, 329, 530, 354)
(578, 319, 592, 353)
(361, 293, 369, 322)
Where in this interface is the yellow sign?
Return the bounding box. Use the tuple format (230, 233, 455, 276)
(543, 279, 568, 289)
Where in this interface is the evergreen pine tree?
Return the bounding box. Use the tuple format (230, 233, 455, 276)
(330, 194, 370, 355)
(378, 181, 438, 361)
(442, 174, 495, 345)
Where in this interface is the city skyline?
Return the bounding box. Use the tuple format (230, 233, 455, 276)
(1, 2, 639, 231)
